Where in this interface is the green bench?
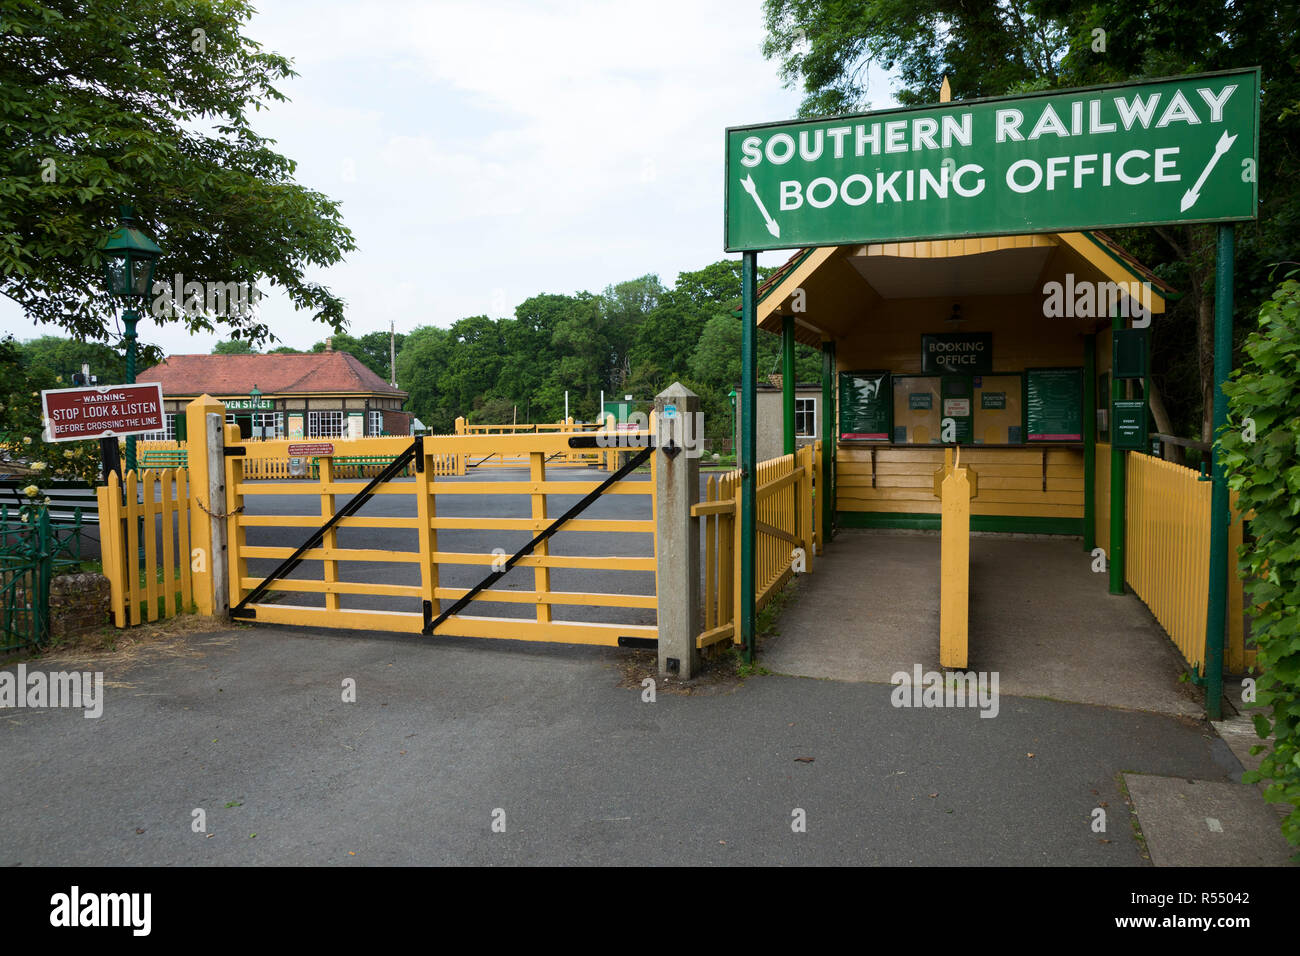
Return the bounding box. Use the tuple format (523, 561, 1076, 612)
(140, 450, 188, 469)
(310, 455, 408, 479)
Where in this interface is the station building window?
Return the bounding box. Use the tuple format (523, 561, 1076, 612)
(252, 412, 284, 439)
(369, 410, 383, 436)
(138, 413, 177, 442)
(795, 398, 816, 437)
(308, 410, 345, 438)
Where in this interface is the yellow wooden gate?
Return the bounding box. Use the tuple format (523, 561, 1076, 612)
(223, 430, 658, 646)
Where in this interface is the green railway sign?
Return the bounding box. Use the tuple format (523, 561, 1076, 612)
(725, 68, 1259, 252)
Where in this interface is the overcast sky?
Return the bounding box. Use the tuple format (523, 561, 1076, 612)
(2, 0, 899, 358)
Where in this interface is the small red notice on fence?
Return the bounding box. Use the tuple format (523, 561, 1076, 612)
(41, 383, 164, 442)
(288, 443, 334, 456)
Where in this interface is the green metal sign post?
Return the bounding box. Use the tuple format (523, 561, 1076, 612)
(726, 69, 1258, 251)
(740, 253, 758, 663)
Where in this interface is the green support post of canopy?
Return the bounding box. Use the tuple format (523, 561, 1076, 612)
(821, 340, 835, 543)
(782, 315, 796, 456)
(1204, 224, 1234, 721)
(740, 252, 758, 663)
(1109, 310, 1126, 596)
(1082, 334, 1096, 553)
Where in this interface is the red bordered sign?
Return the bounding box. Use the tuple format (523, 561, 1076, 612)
(40, 384, 165, 442)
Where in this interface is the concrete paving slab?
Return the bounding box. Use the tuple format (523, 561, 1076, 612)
(1123, 774, 1295, 866)
(1214, 681, 1295, 823)
(762, 530, 1202, 717)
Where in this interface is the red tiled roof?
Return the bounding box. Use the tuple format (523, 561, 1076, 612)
(137, 352, 407, 399)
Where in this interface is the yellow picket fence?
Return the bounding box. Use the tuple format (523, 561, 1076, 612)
(1125, 452, 1249, 672)
(225, 431, 658, 645)
(140, 438, 463, 479)
(456, 417, 617, 470)
(96, 468, 194, 626)
(694, 442, 818, 649)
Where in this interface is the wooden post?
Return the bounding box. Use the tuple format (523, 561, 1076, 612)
(184, 395, 224, 616)
(939, 448, 970, 669)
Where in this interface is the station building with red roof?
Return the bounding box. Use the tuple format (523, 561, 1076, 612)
(137, 345, 411, 441)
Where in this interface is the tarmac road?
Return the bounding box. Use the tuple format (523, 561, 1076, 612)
(0, 622, 1242, 866)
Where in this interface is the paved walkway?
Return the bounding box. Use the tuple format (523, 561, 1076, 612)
(762, 529, 1203, 717)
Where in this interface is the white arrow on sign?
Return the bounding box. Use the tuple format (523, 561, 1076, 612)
(741, 175, 780, 239)
(1180, 130, 1237, 213)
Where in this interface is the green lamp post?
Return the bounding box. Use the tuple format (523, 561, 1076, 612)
(249, 384, 263, 437)
(101, 205, 162, 473)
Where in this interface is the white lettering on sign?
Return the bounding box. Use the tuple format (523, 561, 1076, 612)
(777, 164, 986, 213)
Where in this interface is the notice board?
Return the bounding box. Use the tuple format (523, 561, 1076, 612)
(1026, 367, 1083, 442)
(839, 370, 891, 440)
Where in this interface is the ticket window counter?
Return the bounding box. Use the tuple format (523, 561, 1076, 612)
(891, 373, 1025, 445)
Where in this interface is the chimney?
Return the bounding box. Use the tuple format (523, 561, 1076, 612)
(325, 337, 333, 352)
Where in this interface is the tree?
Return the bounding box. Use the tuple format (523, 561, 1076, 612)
(395, 326, 454, 433)
(1219, 274, 1300, 850)
(0, 337, 100, 482)
(19, 335, 125, 383)
(600, 274, 665, 392)
(212, 339, 255, 354)
(762, 0, 1067, 117)
(0, 0, 356, 347)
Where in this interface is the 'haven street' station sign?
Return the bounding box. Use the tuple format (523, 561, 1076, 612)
(725, 68, 1259, 251)
(41, 384, 164, 442)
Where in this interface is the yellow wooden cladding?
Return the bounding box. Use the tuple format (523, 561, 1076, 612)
(1095, 442, 1112, 552)
(937, 449, 972, 669)
(1124, 452, 1249, 673)
(96, 468, 194, 627)
(694, 442, 819, 649)
(837, 445, 1084, 519)
(226, 431, 657, 647)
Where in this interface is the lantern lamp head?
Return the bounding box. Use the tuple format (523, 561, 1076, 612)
(101, 205, 162, 300)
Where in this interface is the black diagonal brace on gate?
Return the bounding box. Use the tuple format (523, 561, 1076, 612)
(231, 438, 423, 619)
(424, 438, 652, 635)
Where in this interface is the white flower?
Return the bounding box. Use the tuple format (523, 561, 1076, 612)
(22, 436, 31, 445)
(42, 497, 50, 505)
(31, 461, 45, 471)
(23, 484, 39, 498)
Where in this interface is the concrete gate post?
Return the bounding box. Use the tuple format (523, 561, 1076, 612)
(654, 383, 701, 679)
